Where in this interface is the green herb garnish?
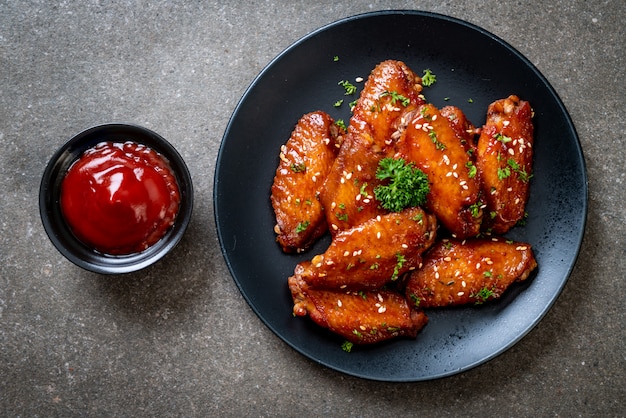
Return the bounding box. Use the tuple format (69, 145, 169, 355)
(373, 158, 430, 212)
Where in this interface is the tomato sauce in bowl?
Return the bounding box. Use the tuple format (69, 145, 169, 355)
(60, 141, 180, 255)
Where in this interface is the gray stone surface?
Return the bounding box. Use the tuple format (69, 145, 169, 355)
(1, 1, 624, 416)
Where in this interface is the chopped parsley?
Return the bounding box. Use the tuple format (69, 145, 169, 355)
(290, 162, 306, 173)
(428, 130, 446, 150)
(471, 287, 495, 304)
(495, 133, 512, 143)
(422, 69, 437, 87)
(391, 253, 406, 281)
(507, 159, 533, 183)
(497, 166, 511, 180)
(295, 220, 310, 234)
(465, 161, 477, 178)
(380, 90, 411, 107)
(374, 158, 430, 212)
(338, 80, 357, 95)
(335, 119, 347, 131)
(341, 340, 353, 352)
(333, 99, 343, 107)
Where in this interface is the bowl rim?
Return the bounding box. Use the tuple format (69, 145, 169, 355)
(39, 122, 194, 274)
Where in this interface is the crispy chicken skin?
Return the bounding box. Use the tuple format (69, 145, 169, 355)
(271, 111, 343, 253)
(405, 238, 537, 308)
(476, 95, 534, 234)
(320, 60, 425, 234)
(295, 207, 437, 291)
(289, 275, 428, 344)
(440, 105, 480, 155)
(395, 103, 483, 238)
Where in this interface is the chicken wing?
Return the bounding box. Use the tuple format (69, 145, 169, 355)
(476, 95, 534, 234)
(271, 111, 344, 253)
(440, 105, 480, 155)
(289, 275, 428, 345)
(320, 60, 425, 234)
(405, 238, 537, 308)
(295, 207, 437, 291)
(395, 103, 483, 238)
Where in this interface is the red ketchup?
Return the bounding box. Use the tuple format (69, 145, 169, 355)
(60, 141, 180, 255)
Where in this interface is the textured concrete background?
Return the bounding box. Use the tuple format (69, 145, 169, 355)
(1, 1, 624, 416)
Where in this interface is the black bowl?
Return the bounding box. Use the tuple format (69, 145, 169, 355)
(39, 123, 193, 274)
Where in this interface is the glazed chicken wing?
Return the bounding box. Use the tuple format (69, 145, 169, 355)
(320, 60, 425, 234)
(289, 275, 428, 345)
(476, 95, 534, 234)
(405, 238, 537, 308)
(271, 111, 344, 253)
(295, 207, 437, 291)
(395, 103, 483, 238)
(440, 105, 480, 155)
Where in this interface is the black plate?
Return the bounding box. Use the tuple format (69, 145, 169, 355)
(214, 11, 587, 381)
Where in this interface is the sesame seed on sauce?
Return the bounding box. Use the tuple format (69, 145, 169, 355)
(476, 263, 481, 269)
(457, 291, 465, 297)
(343, 251, 350, 257)
(516, 245, 528, 251)
(337, 299, 342, 307)
(444, 256, 451, 262)
(378, 306, 387, 314)
(462, 281, 466, 287)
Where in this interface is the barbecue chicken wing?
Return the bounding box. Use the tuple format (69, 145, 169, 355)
(405, 238, 537, 308)
(289, 275, 428, 345)
(271, 111, 344, 253)
(476, 95, 534, 234)
(320, 60, 425, 234)
(295, 207, 437, 291)
(440, 105, 480, 154)
(395, 103, 483, 238)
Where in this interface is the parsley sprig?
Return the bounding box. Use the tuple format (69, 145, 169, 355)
(374, 158, 429, 212)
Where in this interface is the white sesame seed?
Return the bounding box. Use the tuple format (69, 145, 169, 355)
(343, 251, 350, 257)
(457, 292, 465, 297)
(503, 120, 510, 126)
(360, 325, 366, 331)
(274, 224, 281, 234)
(446, 172, 453, 177)
(337, 299, 342, 307)
(376, 215, 382, 222)
(377, 293, 383, 302)
(462, 281, 466, 287)
(311, 176, 317, 183)
(455, 270, 461, 277)
(508, 148, 515, 155)
(453, 172, 459, 178)
(315, 262, 322, 268)
(363, 198, 370, 204)
(432, 114, 438, 121)
(357, 164, 362, 171)
(346, 172, 352, 180)
(444, 256, 451, 262)
(401, 244, 408, 249)
(415, 123, 423, 130)
(452, 163, 458, 170)
(476, 263, 481, 269)
(435, 271, 440, 279)
(331, 202, 336, 209)
(378, 306, 386, 313)
(340, 177, 345, 184)
(331, 224, 338, 230)
(516, 245, 528, 251)
(356, 194, 361, 201)
(443, 154, 450, 165)
(376, 231, 381, 239)
(462, 185, 469, 190)
(356, 76, 364, 82)
(459, 180, 467, 186)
